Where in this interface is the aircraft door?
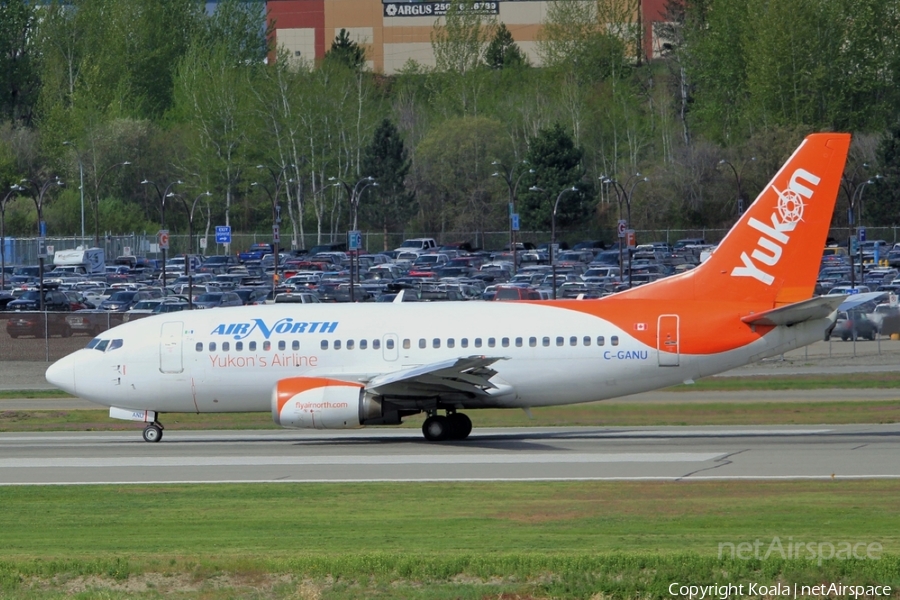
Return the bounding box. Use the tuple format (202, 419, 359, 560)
(382, 334, 399, 361)
(657, 315, 680, 367)
(159, 321, 184, 374)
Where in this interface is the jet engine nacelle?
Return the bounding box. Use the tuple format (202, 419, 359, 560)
(272, 377, 383, 429)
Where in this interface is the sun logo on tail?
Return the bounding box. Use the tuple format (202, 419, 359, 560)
(774, 187, 806, 224)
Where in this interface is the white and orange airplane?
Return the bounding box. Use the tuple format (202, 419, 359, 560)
(46, 133, 851, 442)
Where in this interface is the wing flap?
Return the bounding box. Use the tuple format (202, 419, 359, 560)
(366, 356, 507, 398)
(741, 295, 844, 327)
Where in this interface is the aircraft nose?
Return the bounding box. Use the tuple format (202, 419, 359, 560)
(46, 353, 78, 395)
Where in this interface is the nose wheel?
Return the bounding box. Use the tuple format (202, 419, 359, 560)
(142, 423, 163, 443)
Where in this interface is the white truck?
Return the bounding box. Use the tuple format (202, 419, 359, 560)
(52, 247, 106, 275)
(393, 238, 437, 255)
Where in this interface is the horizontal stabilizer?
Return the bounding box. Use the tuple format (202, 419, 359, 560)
(834, 291, 890, 311)
(741, 296, 845, 327)
(366, 356, 507, 397)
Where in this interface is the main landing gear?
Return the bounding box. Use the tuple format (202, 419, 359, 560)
(142, 422, 164, 443)
(421, 412, 472, 442)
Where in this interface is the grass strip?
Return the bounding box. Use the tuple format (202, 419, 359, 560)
(0, 481, 898, 598)
(3, 399, 899, 432)
(674, 373, 900, 391)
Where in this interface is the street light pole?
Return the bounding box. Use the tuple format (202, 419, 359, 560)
(19, 176, 65, 310)
(62, 141, 85, 243)
(255, 164, 296, 295)
(174, 191, 212, 309)
(1, 184, 23, 290)
(329, 176, 376, 302)
(141, 179, 182, 290)
(529, 185, 576, 300)
(491, 161, 532, 274)
(601, 174, 648, 288)
(718, 157, 755, 216)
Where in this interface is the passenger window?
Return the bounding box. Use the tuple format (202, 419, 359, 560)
(583, 336, 591, 346)
(448, 338, 455, 348)
(196, 342, 203, 352)
(515, 337, 523, 347)
(475, 338, 482, 348)
(386, 338, 394, 350)
(419, 339, 426, 349)
(403, 339, 410, 349)
(347, 340, 355, 350)
(321, 340, 329, 350)
(373, 339, 381, 350)
(248, 341, 257, 351)
(488, 337, 496, 348)
(360, 339, 368, 350)
(529, 337, 537, 347)
(570, 336, 577, 346)
(292, 340, 300, 351)
(210, 342, 216, 351)
(501, 337, 509, 348)
(263, 341, 271, 351)
(223, 342, 230, 351)
(556, 337, 564, 347)
(278, 341, 286, 351)
(433, 338, 441, 348)
(611, 336, 619, 346)
(334, 340, 342, 350)
(461, 338, 469, 348)
(236, 342, 243, 351)
(597, 336, 605, 346)
(108, 339, 123, 352)
(543, 337, 550, 347)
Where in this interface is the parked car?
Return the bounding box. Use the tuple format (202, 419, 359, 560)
(192, 292, 244, 309)
(7, 312, 73, 338)
(198, 255, 240, 274)
(66, 309, 116, 336)
(829, 310, 879, 341)
(6, 289, 72, 312)
(98, 290, 162, 312)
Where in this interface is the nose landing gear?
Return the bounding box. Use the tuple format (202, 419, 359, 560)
(142, 422, 164, 443)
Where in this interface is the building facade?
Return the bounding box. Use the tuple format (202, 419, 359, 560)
(267, 0, 669, 74)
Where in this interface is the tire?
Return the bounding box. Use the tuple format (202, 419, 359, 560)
(422, 416, 449, 442)
(447, 413, 473, 440)
(142, 425, 163, 443)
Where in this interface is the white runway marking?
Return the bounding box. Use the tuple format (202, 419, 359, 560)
(0, 452, 725, 469)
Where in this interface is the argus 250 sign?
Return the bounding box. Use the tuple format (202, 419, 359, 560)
(383, 2, 499, 16)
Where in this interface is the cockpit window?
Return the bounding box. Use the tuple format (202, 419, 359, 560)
(95, 339, 110, 352)
(86, 338, 101, 350)
(108, 339, 123, 352)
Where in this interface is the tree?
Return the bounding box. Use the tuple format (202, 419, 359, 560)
(0, 0, 40, 124)
(483, 23, 527, 70)
(865, 125, 900, 226)
(359, 119, 414, 249)
(518, 123, 593, 231)
(324, 29, 367, 71)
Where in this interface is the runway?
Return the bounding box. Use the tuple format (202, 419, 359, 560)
(2, 424, 899, 485)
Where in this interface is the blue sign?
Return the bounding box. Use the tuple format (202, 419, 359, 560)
(858, 227, 866, 243)
(348, 230, 362, 251)
(215, 226, 232, 244)
(511, 214, 520, 231)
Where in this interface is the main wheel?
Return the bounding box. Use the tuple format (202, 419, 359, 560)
(142, 424, 163, 443)
(422, 415, 450, 441)
(447, 413, 473, 440)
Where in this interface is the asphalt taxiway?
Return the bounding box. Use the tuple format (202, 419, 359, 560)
(2, 424, 898, 485)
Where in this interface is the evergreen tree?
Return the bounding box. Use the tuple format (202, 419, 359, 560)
(0, 0, 39, 125)
(359, 119, 413, 248)
(519, 123, 593, 232)
(324, 29, 366, 71)
(483, 23, 527, 70)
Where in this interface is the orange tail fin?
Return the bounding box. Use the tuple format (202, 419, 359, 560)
(621, 133, 851, 306)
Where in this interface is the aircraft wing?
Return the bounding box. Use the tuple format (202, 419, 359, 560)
(741, 295, 845, 327)
(366, 356, 507, 398)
